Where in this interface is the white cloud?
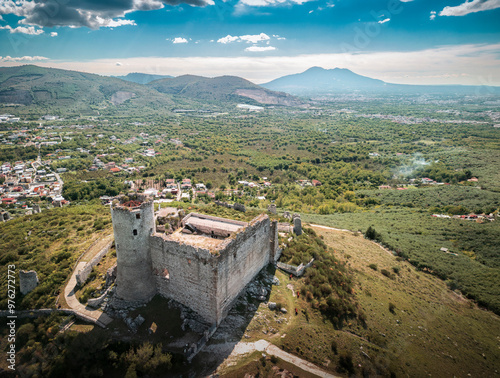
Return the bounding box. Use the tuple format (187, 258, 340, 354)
(116, 62, 123, 66)
(50, 32, 58, 37)
(4, 44, 499, 86)
(430, 10, 436, 20)
(240, 33, 270, 43)
(400, 0, 414, 2)
(172, 37, 188, 44)
(273, 34, 286, 40)
(0, 56, 48, 62)
(218, 33, 270, 44)
(99, 18, 137, 28)
(439, 0, 500, 16)
(218, 35, 240, 44)
(378, 18, 390, 24)
(245, 45, 276, 52)
(0, 0, 208, 30)
(0, 25, 44, 35)
(238, 0, 314, 6)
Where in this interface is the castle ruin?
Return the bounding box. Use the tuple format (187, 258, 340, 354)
(111, 196, 280, 325)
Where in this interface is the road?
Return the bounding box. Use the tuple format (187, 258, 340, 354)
(63, 262, 113, 327)
(221, 339, 339, 378)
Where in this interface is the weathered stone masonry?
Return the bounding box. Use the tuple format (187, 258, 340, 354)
(111, 199, 156, 302)
(111, 198, 279, 326)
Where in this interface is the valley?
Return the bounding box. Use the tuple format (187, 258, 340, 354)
(0, 65, 499, 377)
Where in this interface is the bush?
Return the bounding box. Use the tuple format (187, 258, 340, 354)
(381, 269, 394, 279)
(389, 302, 396, 314)
(365, 226, 383, 242)
(369, 264, 378, 271)
(337, 352, 355, 375)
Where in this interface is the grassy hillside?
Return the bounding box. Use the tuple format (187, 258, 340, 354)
(0, 203, 112, 310)
(303, 207, 500, 315)
(218, 226, 500, 377)
(0, 65, 175, 116)
(149, 74, 302, 106)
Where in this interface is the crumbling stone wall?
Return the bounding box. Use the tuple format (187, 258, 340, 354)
(76, 240, 113, 286)
(293, 214, 302, 235)
(150, 235, 218, 324)
(215, 214, 273, 321)
(19, 270, 38, 295)
(149, 214, 276, 325)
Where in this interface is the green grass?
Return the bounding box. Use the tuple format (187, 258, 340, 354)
(0, 202, 112, 310)
(303, 208, 500, 314)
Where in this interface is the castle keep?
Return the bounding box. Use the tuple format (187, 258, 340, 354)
(111, 197, 280, 325)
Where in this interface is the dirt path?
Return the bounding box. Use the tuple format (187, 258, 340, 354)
(80, 233, 114, 263)
(221, 339, 339, 378)
(62, 233, 114, 327)
(309, 224, 394, 256)
(64, 262, 113, 327)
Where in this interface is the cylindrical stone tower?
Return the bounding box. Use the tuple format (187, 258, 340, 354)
(111, 196, 156, 302)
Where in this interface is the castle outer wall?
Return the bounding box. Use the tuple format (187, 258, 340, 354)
(150, 214, 276, 325)
(112, 199, 279, 326)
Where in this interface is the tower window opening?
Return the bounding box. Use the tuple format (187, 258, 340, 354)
(133, 229, 138, 236)
(136, 213, 141, 219)
(162, 268, 170, 280)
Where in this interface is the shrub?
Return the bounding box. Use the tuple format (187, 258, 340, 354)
(337, 352, 355, 375)
(389, 302, 396, 314)
(365, 226, 383, 242)
(381, 269, 394, 279)
(369, 264, 378, 271)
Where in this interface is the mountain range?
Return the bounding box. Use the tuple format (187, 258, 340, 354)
(148, 74, 301, 106)
(0, 65, 302, 113)
(1, 65, 499, 115)
(113, 72, 173, 84)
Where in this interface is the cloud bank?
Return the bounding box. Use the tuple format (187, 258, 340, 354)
(440, 0, 500, 16)
(3, 43, 497, 86)
(0, 0, 210, 30)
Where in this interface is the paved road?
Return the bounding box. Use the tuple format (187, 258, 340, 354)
(64, 262, 113, 327)
(225, 339, 339, 378)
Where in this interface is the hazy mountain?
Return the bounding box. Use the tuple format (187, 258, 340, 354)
(149, 74, 303, 106)
(262, 66, 500, 96)
(0, 65, 175, 113)
(263, 67, 386, 94)
(113, 72, 173, 84)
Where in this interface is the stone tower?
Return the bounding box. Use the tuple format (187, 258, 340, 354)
(111, 196, 156, 302)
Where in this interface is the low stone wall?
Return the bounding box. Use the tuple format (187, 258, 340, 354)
(88, 286, 114, 308)
(186, 324, 218, 362)
(0, 308, 109, 328)
(278, 223, 292, 233)
(277, 258, 314, 277)
(76, 240, 113, 286)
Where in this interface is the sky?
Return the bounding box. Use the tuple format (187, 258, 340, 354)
(0, 0, 499, 85)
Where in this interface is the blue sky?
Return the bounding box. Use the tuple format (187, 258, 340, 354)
(0, 0, 499, 85)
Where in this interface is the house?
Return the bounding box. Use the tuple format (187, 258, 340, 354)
(181, 179, 192, 190)
(312, 179, 322, 187)
(110, 167, 121, 174)
(378, 185, 392, 190)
